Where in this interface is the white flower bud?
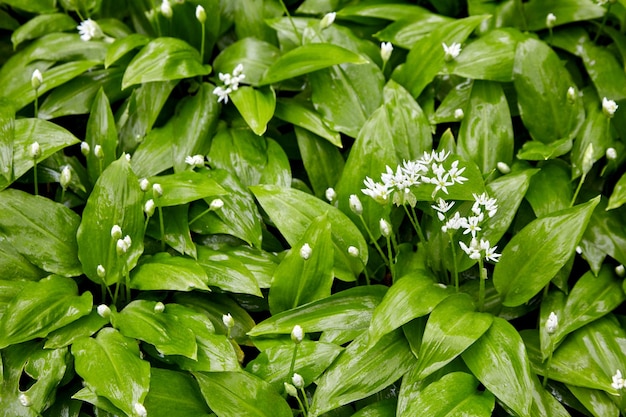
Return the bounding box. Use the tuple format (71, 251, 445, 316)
(292, 373, 304, 389)
(139, 178, 150, 192)
(185, 154, 205, 168)
(31, 69, 43, 90)
(97, 304, 111, 318)
(60, 166, 71, 190)
(284, 382, 298, 397)
(453, 108, 464, 120)
(582, 143, 595, 175)
(567, 86, 577, 103)
(160, 0, 173, 17)
(153, 183, 163, 198)
(325, 187, 337, 202)
(94, 144, 104, 159)
(576, 245, 582, 255)
(291, 324, 304, 344)
(111, 225, 122, 239)
(81, 141, 90, 156)
(196, 5, 206, 23)
(546, 311, 558, 334)
(124, 153, 131, 162)
(606, 147, 617, 160)
(29, 142, 41, 159)
(97, 264, 106, 279)
(379, 218, 392, 238)
(603, 97, 618, 118)
(209, 199, 224, 211)
(616, 264, 625, 277)
(222, 313, 235, 328)
(18, 393, 31, 407)
(144, 199, 155, 217)
(380, 42, 393, 62)
(134, 402, 147, 417)
(154, 302, 165, 313)
(497, 161, 511, 174)
(347, 246, 359, 257)
(546, 13, 556, 28)
(320, 12, 336, 29)
(300, 243, 312, 260)
(349, 194, 363, 215)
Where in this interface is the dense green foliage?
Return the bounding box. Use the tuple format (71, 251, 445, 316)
(1, 0, 626, 416)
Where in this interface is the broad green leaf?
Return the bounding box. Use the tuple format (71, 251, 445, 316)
(122, 37, 210, 89)
(351, 399, 396, 417)
(231, 86, 276, 136)
(130, 252, 209, 292)
(0, 99, 13, 184)
(309, 329, 415, 417)
(275, 98, 342, 147)
(462, 317, 535, 417)
(44, 308, 108, 349)
(105, 34, 150, 68)
(213, 37, 280, 86)
(85, 87, 118, 185)
(368, 271, 453, 347)
(580, 197, 626, 274)
(525, 161, 572, 217)
(516, 137, 573, 161)
(457, 80, 513, 174)
(401, 372, 495, 417)
(148, 170, 227, 207)
(528, 371, 572, 417)
(608, 171, 626, 210)
(567, 385, 620, 417)
(269, 214, 334, 313)
(72, 328, 151, 416)
(196, 245, 262, 296)
(146, 205, 197, 258)
(259, 43, 368, 86)
(250, 185, 368, 281)
(513, 37, 584, 143)
(11, 118, 80, 186)
(77, 157, 145, 286)
(449, 28, 524, 82)
(131, 118, 176, 178)
(493, 197, 599, 306)
(194, 371, 292, 417)
(246, 340, 343, 392)
(0, 240, 46, 282)
(72, 386, 126, 415)
(113, 300, 198, 359)
(394, 15, 488, 98)
(416, 294, 493, 379)
(0, 188, 82, 276)
(248, 285, 387, 337)
(295, 127, 345, 197)
(11, 13, 76, 49)
(0, 275, 92, 349)
(523, 0, 605, 30)
(233, 0, 279, 44)
(144, 368, 211, 417)
(571, 101, 611, 180)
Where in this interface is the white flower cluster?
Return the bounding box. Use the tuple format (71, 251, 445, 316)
(612, 370, 625, 390)
(361, 150, 467, 206)
(213, 64, 246, 104)
(77, 19, 104, 41)
(432, 192, 501, 263)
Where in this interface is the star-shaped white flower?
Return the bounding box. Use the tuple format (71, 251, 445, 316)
(442, 42, 462, 61)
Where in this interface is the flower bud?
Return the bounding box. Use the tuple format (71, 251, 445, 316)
(18, 393, 31, 407)
(347, 246, 359, 257)
(379, 218, 392, 238)
(453, 108, 464, 120)
(546, 311, 558, 334)
(349, 194, 363, 215)
(153, 183, 163, 198)
(94, 144, 104, 159)
(320, 12, 336, 29)
(209, 199, 224, 211)
(582, 143, 595, 175)
(496, 161, 511, 174)
(606, 147, 617, 160)
(111, 225, 123, 239)
(31, 69, 43, 90)
(134, 402, 147, 417)
(81, 141, 90, 156)
(160, 0, 173, 17)
(300, 243, 312, 260)
(144, 199, 155, 217)
(616, 264, 625, 277)
(60, 166, 71, 190)
(222, 313, 235, 328)
(325, 187, 337, 202)
(154, 302, 165, 313)
(292, 373, 304, 389)
(380, 42, 393, 62)
(196, 5, 206, 23)
(284, 382, 298, 397)
(603, 97, 618, 118)
(97, 264, 106, 279)
(97, 304, 111, 318)
(567, 86, 577, 103)
(546, 13, 556, 29)
(29, 142, 41, 159)
(291, 324, 304, 344)
(139, 178, 150, 192)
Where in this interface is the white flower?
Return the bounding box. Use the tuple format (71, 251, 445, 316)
(462, 216, 482, 237)
(116, 235, 131, 256)
(349, 194, 363, 215)
(77, 19, 104, 41)
(284, 382, 298, 397)
(448, 160, 467, 185)
(545, 311, 558, 334)
(292, 373, 304, 389)
(195, 5, 206, 23)
(320, 12, 336, 29)
(325, 187, 337, 202)
(361, 177, 390, 204)
(144, 199, 155, 217)
(60, 165, 71, 190)
(483, 241, 501, 263)
(459, 238, 481, 260)
(80, 141, 90, 156)
(431, 171, 454, 195)
(291, 325, 304, 343)
(602, 97, 618, 118)
(153, 183, 163, 197)
(213, 64, 246, 103)
(612, 370, 625, 390)
(18, 393, 31, 407)
(222, 313, 235, 328)
(124, 152, 131, 162)
(160, 0, 173, 17)
(139, 178, 150, 192)
(94, 144, 104, 159)
(567, 86, 577, 103)
(97, 304, 111, 318)
(209, 199, 224, 211)
(454, 108, 464, 120)
(379, 218, 392, 238)
(347, 246, 359, 257)
(380, 42, 393, 62)
(432, 198, 455, 215)
(185, 154, 205, 168)
(546, 13, 556, 28)
(213, 86, 231, 104)
(31, 69, 43, 89)
(497, 161, 511, 174)
(300, 243, 312, 260)
(442, 42, 462, 61)
(111, 224, 122, 239)
(97, 264, 106, 279)
(606, 147, 617, 160)
(442, 211, 464, 233)
(432, 150, 451, 163)
(29, 142, 41, 159)
(133, 402, 147, 417)
(154, 302, 165, 313)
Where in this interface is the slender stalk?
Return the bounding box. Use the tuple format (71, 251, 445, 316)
(189, 206, 212, 225)
(478, 257, 486, 312)
(33, 160, 38, 196)
(299, 387, 309, 415)
(199, 21, 206, 64)
(402, 205, 423, 243)
(385, 234, 395, 279)
(593, 4, 612, 43)
(278, 0, 302, 44)
(158, 205, 165, 251)
(288, 343, 299, 383)
(294, 393, 306, 417)
(448, 231, 460, 292)
(359, 216, 389, 264)
(33, 90, 39, 119)
(125, 269, 131, 304)
(570, 173, 585, 207)
(410, 205, 426, 243)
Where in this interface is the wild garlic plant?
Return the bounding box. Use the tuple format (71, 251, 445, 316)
(358, 149, 501, 310)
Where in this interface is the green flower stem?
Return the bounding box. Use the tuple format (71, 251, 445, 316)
(278, 0, 302, 44)
(359, 216, 389, 265)
(199, 21, 206, 64)
(288, 343, 299, 385)
(448, 231, 460, 292)
(294, 392, 307, 417)
(402, 205, 423, 243)
(33, 160, 38, 196)
(33, 88, 39, 119)
(98, 159, 103, 178)
(409, 205, 426, 243)
(385, 234, 395, 279)
(299, 387, 309, 415)
(189, 206, 212, 225)
(157, 204, 165, 252)
(570, 173, 585, 207)
(478, 257, 486, 312)
(593, 4, 612, 43)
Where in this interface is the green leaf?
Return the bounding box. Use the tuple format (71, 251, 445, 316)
(571, 101, 611, 180)
(146, 205, 197, 258)
(149, 170, 227, 207)
(352, 399, 397, 417)
(567, 384, 620, 417)
(77, 157, 145, 286)
(608, 171, 626, 210)
(269, 214, 334, 313)
(0, 188, 82, 276)
(196, 245, 261, 296)
(44, 308, 108, 349)
(231, 86, 276, 136)
(0, 275, 92, 349)
(130, 252, 209, 292)
(275, 98, 342, 147)
(11, 13, 77, 49)
(113, 300, 198, 359)
(213, 37, 280, 86)
(309, 329, 415, 417)
(513, 37, 584, 143)
(400, 372, 495, 417)
(525, 161, 572, 217)
(462, 317, 535, 417)
(145, 368, 211, 417)
(457, 80, 514, 174)
(516, 138, 573, 160)
(580, 197, 626, 274)
(85, 87, 118, 185)
(259, 43, 368, 86)
(122, 37, 210, 89)
(522, 0, 605, 30)
(295, 127, 345, 197)
(248, 285, 387, 337)
(416, 294, 493, 379)
(194, 371, 292, 417)
(0, 99, 13, 184)
(105, 34, 150, 68)
(368, 271, 453, 347)
(72, 328, 151, 416)
(493, 197, 599, 306)
(131, 118, 176, 178)
(250, 185, 368, 281)
(0, 240, 46, 282)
